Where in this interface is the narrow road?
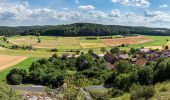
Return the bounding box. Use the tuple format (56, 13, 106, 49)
(9, 85, 45, 92)
(10, 84, 112, 93)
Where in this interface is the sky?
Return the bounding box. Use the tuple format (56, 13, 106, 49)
(0, 0, 170, 28)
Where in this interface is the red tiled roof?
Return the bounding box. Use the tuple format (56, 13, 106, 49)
(135, 59, 147, 66)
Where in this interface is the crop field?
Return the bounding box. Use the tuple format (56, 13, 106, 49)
(8, 36, 153, 49)
(101, 36, 151, 46)
(9, 36, 80, 49)
(0, 54, 28, 71)
(80, 43, 108, 48)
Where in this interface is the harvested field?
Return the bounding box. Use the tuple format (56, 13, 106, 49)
(145, 46, 163, 50)
(9, 37, 79, 49)
(167, 41, 170, 49)
(0, 47, 5, 50)
(102, 36, 151, 46)
(80, 43, 108, 48)
(0, 54, 28, 71)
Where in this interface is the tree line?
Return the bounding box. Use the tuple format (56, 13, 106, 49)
(0, 23, 170, 36)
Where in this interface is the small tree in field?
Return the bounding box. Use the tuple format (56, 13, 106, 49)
(101, 47, 106, 54)
(165, 45, 169, 50)
(37, 37, 41, 43)
(2, 37, 7, 42)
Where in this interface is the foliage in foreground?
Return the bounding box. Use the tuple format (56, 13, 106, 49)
(130, 85, 155, 100)
(7, 53, 111, 88)
(0, 82, 21, 100)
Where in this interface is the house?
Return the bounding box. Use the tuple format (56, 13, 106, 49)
(104, 52, 119, 64)
(118, 53, 129, 60)
(130, 58, 137, 63)
(79, 59, 88, 68)
(148, 53, 159, 62)
(140, 48, 150, 53)
(135, 58, 147, 66)
(98, 54, 104, 58)
(90, 52, 99, 59)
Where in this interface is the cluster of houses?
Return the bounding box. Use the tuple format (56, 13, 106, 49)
(64, 48, 170, 70)
(104, 48, 170, 69)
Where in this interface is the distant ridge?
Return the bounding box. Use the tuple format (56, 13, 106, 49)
(0, 23, 170, 36)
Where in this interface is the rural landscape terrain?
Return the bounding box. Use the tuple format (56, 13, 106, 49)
(1, 0, 170, 99)
(1, 23, 170, 99)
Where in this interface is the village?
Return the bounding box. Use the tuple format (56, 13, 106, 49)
(65, 47, 170, 70)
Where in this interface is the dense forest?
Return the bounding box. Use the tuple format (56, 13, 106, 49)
(0, 23, 170, 36)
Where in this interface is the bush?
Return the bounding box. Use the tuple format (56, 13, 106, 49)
(50, 48, 58, 52)
(108, 88, 124, 98)
(10, 74, 22, 85)
(110, 47, 120, 54)
(130, 85, 155, 100)
(6, 68, 27, 85)
(11, 45, 20, 49)
(90, 91, 109, 100)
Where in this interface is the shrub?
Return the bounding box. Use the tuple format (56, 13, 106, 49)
(165, 45, 169, 50)
(51, 48, 58, 52)
(90, 91, 109, 100)
(108, 88, 124, 98)
(130, 85, 155, 100)
(110, 47, 120, 54)
(6, 68, 27, 85)
(10, 74, 22, 85)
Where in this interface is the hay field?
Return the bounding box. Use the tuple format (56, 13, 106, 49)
(102, 36, 151, 46)
(0, 54, 28, 71)
(145, 46, 163, 50)
(80, 43, 108, 48)
(9, 36, 80, 49)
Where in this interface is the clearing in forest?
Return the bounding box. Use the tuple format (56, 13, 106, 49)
(0, 54, 28, 71)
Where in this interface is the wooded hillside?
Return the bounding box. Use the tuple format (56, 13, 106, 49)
(0, 23, 170, 36)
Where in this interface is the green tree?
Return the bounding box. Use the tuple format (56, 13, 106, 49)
(110, 47, 120, 54)
(165, 45, 169, 50)
(101, 47, 106, 54)
(137, 66, 154, 85)
(115, 60, 132, 74)
(6, 68, 27, 85)
(88, 49, 94, 54)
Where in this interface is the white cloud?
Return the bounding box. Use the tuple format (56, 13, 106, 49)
(0, 2, 170, 28)
(110, 9, 121, 17)
(111, 0, 129, 4)
(112, 0, 150, 8)
(78, 5, 95, 10)
(75, 0, 80, 4)
(133, 0, 150, 8)
(159, 4, 168, 8)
